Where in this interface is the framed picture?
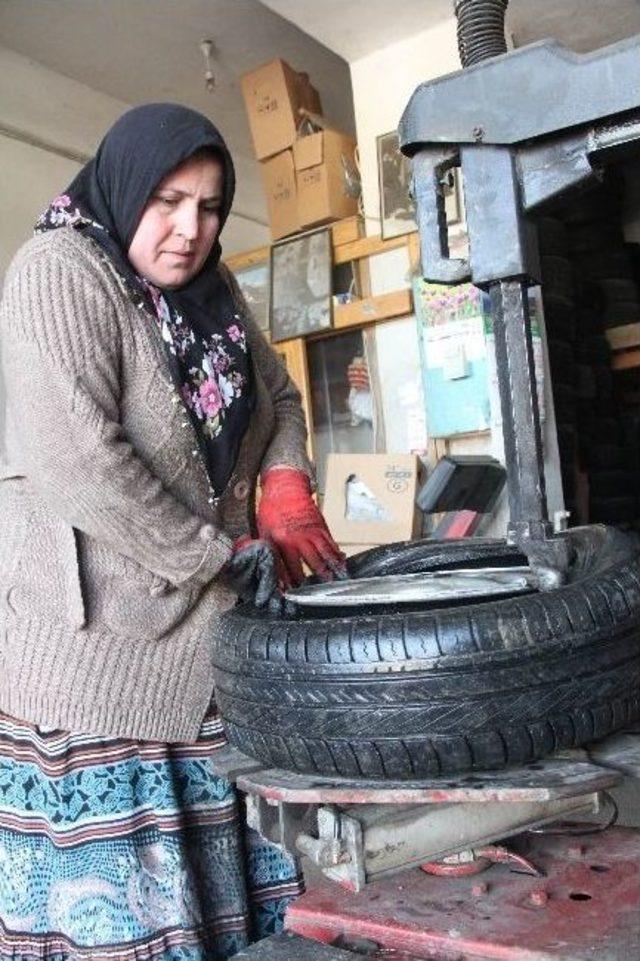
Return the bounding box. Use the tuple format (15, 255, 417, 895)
(377, 130, 462, 240)
(270, 227, 333, 343)
(233, 257, 270, 332)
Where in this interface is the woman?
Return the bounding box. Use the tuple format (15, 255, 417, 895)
(0, 103, 345, 960)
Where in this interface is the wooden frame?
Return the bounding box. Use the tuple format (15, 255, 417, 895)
(270, 227, 333, 343)
(271, 337, 314, 458)
(331, 230, 421, 332)
(230, 253, 270, 333)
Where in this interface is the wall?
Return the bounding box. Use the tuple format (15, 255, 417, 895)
(348, 18, 564, 534)
(0, 46, 268, 279)
(350, 18, 460, 238)
(0, 46, 127, 276)
(0, 46, 269, 447)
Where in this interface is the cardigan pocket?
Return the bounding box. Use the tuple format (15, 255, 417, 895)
(0, 477, 30, 617)
(77, 539, 197, 642)
(56, 523, 86, 629)
(4, 495, 86, 629)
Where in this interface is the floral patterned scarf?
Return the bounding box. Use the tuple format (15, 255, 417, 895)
(35, 103, 254, 498)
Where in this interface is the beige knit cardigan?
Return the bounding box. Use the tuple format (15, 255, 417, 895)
(0, 228, 311, 741)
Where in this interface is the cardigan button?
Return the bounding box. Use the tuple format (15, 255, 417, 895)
(233, 479, 250, 501)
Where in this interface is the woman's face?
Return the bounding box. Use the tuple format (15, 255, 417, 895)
(128, 152, 224, 289)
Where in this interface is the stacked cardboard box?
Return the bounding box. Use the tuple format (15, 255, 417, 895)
(241, 58, 359, 240)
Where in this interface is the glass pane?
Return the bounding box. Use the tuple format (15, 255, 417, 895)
(307, 329, 376, 494)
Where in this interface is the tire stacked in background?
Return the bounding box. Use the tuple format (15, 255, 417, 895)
(536, 215, 579, 519)
(561, 175, 639, 526)
(537, 171, 640, 530)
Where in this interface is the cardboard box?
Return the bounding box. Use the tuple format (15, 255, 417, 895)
(323, 453, 426, 546)
(241, 58, 322, 161)
(293, 129, 359, 229)
(261, 150, 300, 241)
(297, 71, 323, 117)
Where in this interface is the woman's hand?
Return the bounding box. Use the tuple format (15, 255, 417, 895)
(223, 536, 282, 608)
(257, 467, 347, 586)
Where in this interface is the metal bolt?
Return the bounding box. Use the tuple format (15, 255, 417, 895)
(529, 888, 549, 907)
(472, 124, 484, 141)
(472, 882, 488, 897)
(295, 833, 346, 868)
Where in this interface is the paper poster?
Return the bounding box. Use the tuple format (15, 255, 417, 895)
(414, 278, 545, 439)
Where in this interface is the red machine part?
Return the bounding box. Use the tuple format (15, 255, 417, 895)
(286, 827, 640, 960)
(420, 845, 543, 878)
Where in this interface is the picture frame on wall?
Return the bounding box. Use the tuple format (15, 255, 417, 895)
(233, 257, 270, 333)
(377, 130, 462, 240)
(270, 227, 333, 343)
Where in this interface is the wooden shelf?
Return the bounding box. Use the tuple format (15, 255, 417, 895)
(333, 288, 413, 330)
(270, 338, 313, 458)
(225, 220, 423, 466)
(333, 230, 418, 266)
(224, 245, 269, 273)
(224, 217, 365, 274)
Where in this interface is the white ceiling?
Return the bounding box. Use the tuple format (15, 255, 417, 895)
(261, 0, 453, 63)
(0, 0, 357, 146)
(263, 0, 640, 60)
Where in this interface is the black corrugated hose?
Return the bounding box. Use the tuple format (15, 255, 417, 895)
(454, 0, 510, 67)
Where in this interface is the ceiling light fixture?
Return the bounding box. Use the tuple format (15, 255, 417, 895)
(200, 39, 215, 92)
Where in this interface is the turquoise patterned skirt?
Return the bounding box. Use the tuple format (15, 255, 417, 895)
(0, 708, 303, 960)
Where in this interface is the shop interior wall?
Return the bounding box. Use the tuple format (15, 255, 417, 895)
(0, 45, 270, 446)
(348, 18, 565, 535)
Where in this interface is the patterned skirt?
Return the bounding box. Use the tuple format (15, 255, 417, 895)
(0, 709, 303, 960)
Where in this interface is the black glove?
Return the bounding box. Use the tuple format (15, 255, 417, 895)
(223, 537, 280, 608)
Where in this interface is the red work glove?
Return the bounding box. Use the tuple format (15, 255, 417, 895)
(258, 467, 347, 586)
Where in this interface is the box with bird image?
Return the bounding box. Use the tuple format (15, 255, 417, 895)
(322, 453, 426, 547)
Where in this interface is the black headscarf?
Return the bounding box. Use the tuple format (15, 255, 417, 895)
(36, 102, 254, 498)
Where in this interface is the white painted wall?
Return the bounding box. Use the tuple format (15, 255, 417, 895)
(0, 134, 80, 277)
(0, 46, 269, 448)
(0, 46, 268, 280)
(0, 46, 126, 276)
(350, 18, 460, 238)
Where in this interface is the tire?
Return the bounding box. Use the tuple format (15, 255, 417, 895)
(590, 496, 637, 525)
(589, 469, 637, 498)
(536, 217, 567, 257)
(541, 255, 574, 298)
(212, 527, 640, 780)
(599, 279, 639, 304)
(548, 340, 577, 387)
(574, 251, 633, 280)
(576, 364, 596, 400)
(552, 383, 577, 421)
(568, 222, 623, 253)
(585, 443, 626, 471)
(605, 302, 640, 327)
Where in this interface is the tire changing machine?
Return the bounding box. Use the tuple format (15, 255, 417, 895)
(224, 24, 640, 961)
